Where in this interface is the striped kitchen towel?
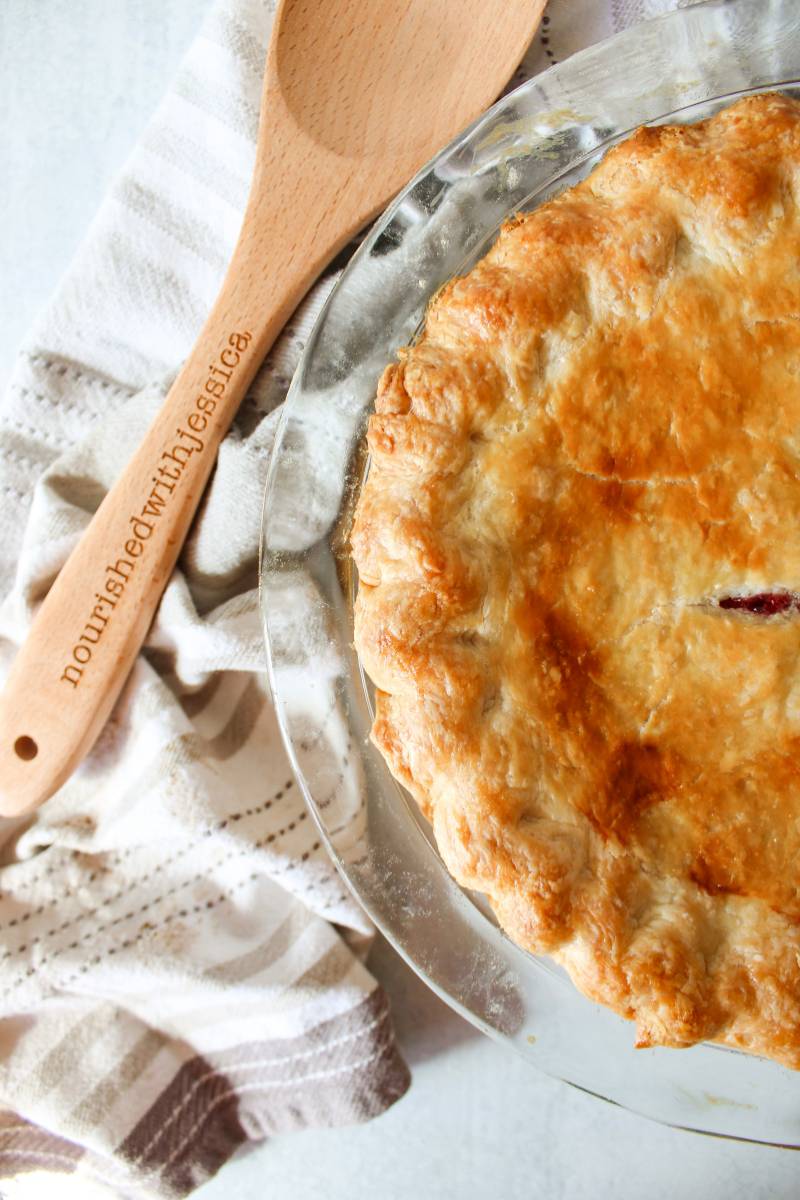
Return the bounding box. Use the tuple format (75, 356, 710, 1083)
(0, 0, 692, 1196)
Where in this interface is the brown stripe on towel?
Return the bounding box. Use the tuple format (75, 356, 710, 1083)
(119, 989, 409, 1196)
(179, 672, 225, 719)
(204, 907, 305, 983)
(120, 1053, 247, 1196)
(0, 1111, 83, 1178)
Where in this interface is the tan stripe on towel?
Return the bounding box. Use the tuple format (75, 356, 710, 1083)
(70, 1028, 165, 1127)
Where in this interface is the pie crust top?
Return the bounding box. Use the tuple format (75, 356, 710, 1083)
(351, 93, 800, 1067)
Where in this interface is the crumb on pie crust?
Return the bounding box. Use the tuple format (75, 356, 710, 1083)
(351, 93, 800, 1068)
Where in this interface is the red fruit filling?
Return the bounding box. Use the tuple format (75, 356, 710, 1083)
(719, 592, 797, 615)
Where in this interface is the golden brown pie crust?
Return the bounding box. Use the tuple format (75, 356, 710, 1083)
(351, 93, 800, 1067)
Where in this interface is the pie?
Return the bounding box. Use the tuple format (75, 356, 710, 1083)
(350, 92, 800, 1068)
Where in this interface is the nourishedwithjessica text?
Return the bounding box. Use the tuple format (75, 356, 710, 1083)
(60, 331, 253, 688)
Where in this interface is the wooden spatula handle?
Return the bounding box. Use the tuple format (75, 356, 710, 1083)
(0, 321, 260, 815)
(0, 140, 342, 816)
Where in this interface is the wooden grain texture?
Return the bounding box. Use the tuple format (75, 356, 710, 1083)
(0, 0, 545, 815)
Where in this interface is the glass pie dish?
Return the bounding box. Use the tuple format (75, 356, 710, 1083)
(261, 0, 800, 1144)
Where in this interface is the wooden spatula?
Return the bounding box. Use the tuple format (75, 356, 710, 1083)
(0, 0, 545, 816)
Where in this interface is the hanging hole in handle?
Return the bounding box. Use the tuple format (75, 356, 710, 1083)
(14, 736, 38, 762)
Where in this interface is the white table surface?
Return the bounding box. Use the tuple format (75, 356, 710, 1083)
(2, 3, 799, 1198)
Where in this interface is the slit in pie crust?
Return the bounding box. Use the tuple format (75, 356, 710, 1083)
(351, 93, 800, 1068)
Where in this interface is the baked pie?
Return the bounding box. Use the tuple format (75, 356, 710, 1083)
(351, 93, 800, 1067)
